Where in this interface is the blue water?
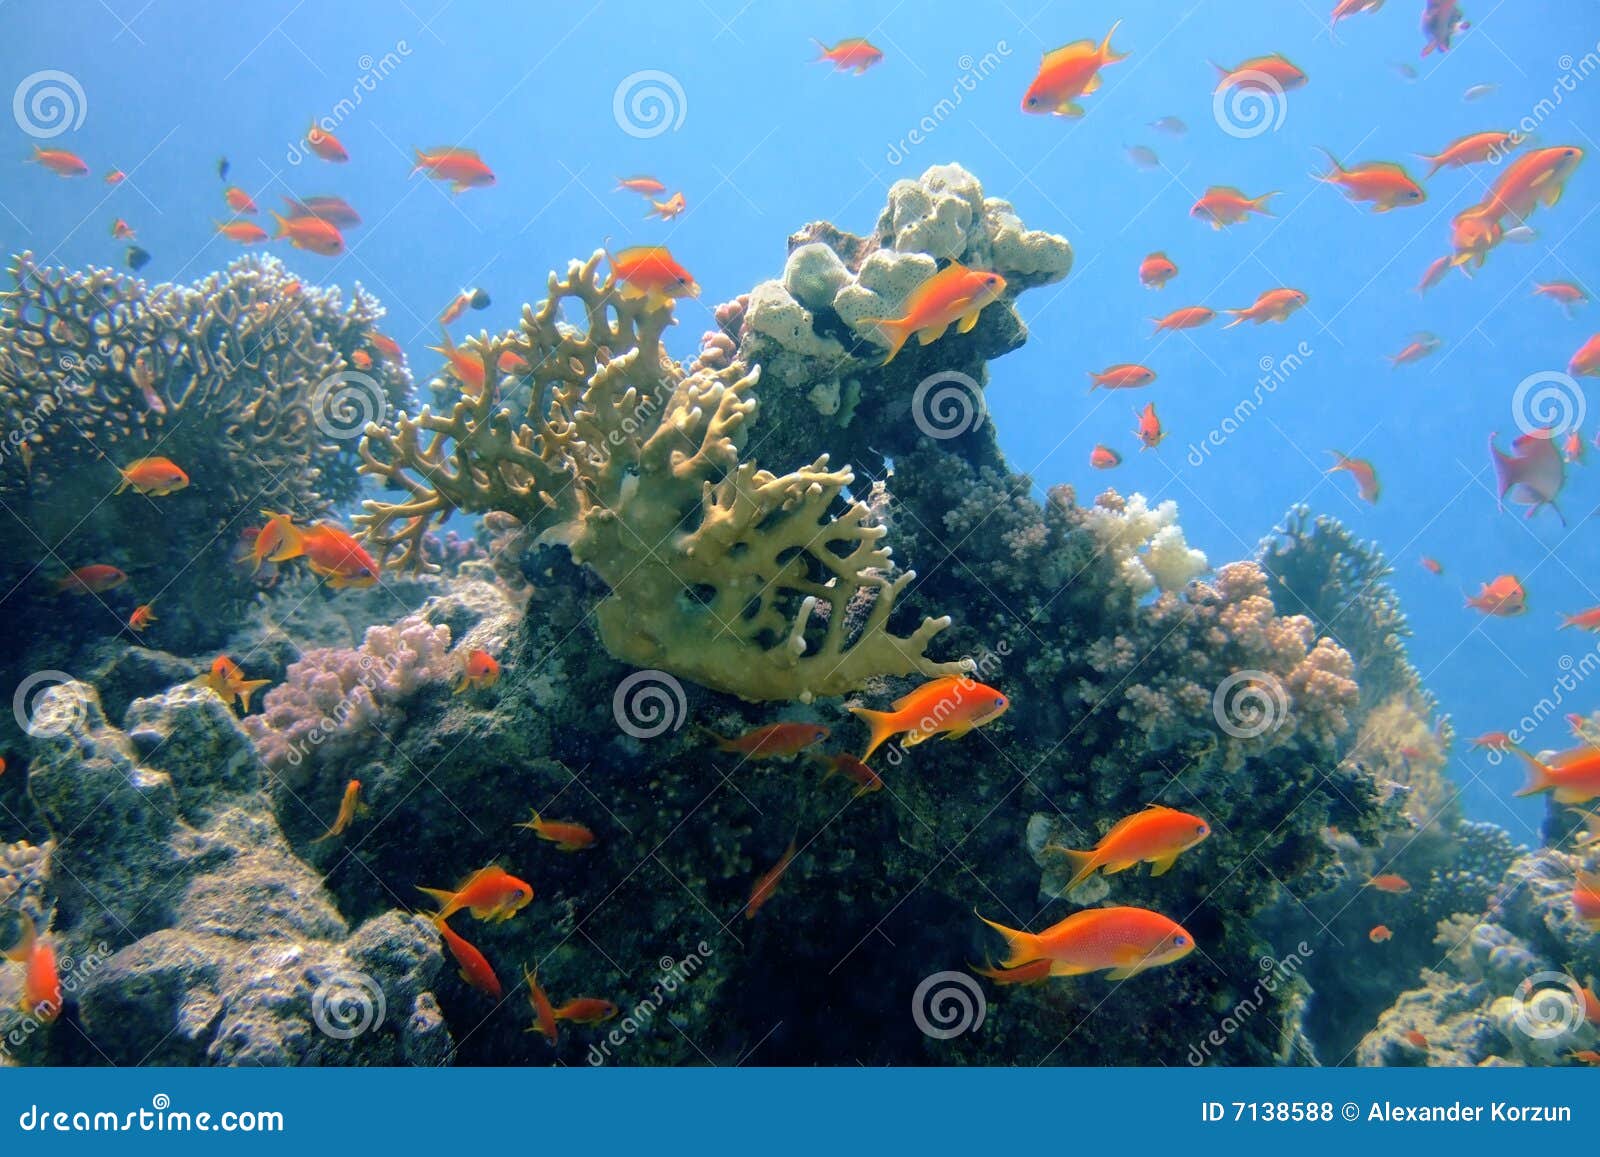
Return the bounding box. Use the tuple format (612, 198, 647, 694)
(5, 0, 1597, 828)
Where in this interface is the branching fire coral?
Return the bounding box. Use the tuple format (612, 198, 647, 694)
(357, 251, 963, 702)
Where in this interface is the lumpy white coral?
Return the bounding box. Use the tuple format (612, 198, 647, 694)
(1084, 492, 1208, 595)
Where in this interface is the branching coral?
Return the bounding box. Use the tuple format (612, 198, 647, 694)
(357, 251, 962, 702)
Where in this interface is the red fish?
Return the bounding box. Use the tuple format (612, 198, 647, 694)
(114, 456, 188, 496)
(1574, 868, 1600, 927)
(1560, 607, 1600, 631)
(1139, 252, 1177, 289)
(198, 655, 271, 712)
(262, 513, 381, 588)
(430, 330, 488, 398)
(1366, 874, 1412, 894)
(516, 810, 596, 852)
(1564, 429, 1586, 465)
(1416, 131, 1518, 178)
(1150, 305, 1215, 333)
(705, 722, 831, 759)
(28, 146, 88, 177)
(1316, 150, 1425, 211)
(609, 246, 700, 311)
(1330, 0, 1386, 37)
(270, 211, 343, 256)
(23, 935, 61, 1022)
(1512, 744, 1600, 804)
(812, 38, 884, 75)
(56, 565, 127, 595)
(1088, 363, 1156, 390)
(1569, 334, 1600, 378)
(1049, 805, 1211, 891)
(1223, 288, 1307, 328)
(436, 916, 501, 998)
(1533, 281, 1588, 319)
(1327, 451, 1380, 503)
(127, 603, 157, 632)
(111, 218, 135, 240)
(1465, 575, 1527, 617)
(553, 997, 619, 1025)
(1388, 333, 1440, 366)
(1191, 186, 1276, 229)
(417, 865, 534, 923)
(305, 121, 348, 162)
(1135, 402, 1163, 450)
(1021, 22, 1126, 117)
(745, 839, 798, 920)
(1403, 1029, 1430, 1050)
(224, 186, 257, 213)
(1089, 444, 1122, 469)
(1490, 430, 1565, 522)
(1369, 924, 1393, 943)
(1415, 255, 1452, 296)
(1420, 556, 1443, 575)
(616, 176, 666, 196)
(104, 168, 125, 184)
(523, 967, 558, 1041)
(312, 779, 368, 844)
(1481, 146, 1583, 223)
(849, 675, 1008, 761)
(284, 195, 361, 227)
(815, 752, 883, 797)
(217, 219, 270, 244)
(370, 333, 405, 364)
(411, 146, 496, 193)
(855, 263, 1006, 363)
(1211, 54, 1308, 95)
(1467, 731, 1513, 751)
(454, 648, 500, 694)
(977, 906, 1194, 980)
(647, 192, 686, 221)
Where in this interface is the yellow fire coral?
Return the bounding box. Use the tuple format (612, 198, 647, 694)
(356, 251, 964, 702)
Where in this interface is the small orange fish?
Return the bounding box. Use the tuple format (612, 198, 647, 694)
(1416, 255, 1452, 296)
(977, 906, 1194, 980)
(1190, 186, 1276, 230)
(1572, 868, 1600, 927)
(1569, 1049, 1600, 1066)
(312, 779, 368, 844)
(1466, 575, 1527, 617)
(609, 246, 700, 311)
(1513, 744, 1600, 804)
(370, 333, 404, 364)
(417, 865, 534, 924)
(523, 966, 558, 1042)
(1569, 333, 1600, 378)
(705, 722, 831, 760)
(1088, 363, 1156, 390)
(127, 603, 157, 632)
(971, 958, 1054, 986)
(1416, 131, 1519, 178)
(616, 176, 667, 196)
(56, 564, 127, 595)
(1467, 731, 1513, 751)
(284, 195, 361, 227)
(350, 349, 372, 371)
(411, 146, 496, 193)
(1223, 288, 1307, 328)
(1481, 145, 1583, 223)
(1150, 305, 1215, 333)
(1135, 402, 1164, 450)
(516, 809, 596, 852)
(1365, 874, 1411, 894)
(1369, 925, 1393, 943)
(497, 350, 529, 373)
(1420, 556, 1443, 575)
(647, 191, 687, 220)
(1089, 444, 1122, 470)
(856, 263, 1007, 364)
(22, 934, 61, 1022)
(812, 37, 884, 74)
(816, 752, 883, 797)
(553, 997, 619, 1025)
(1327, 451, 1380, 503)
(1021, 22, 1126, 117)
(104, 168, 125, 184)
(260, 513, 380, 589)
(1049, 805, 1211, 891)
(1316, 150, 1425, 212)
(1389, 333, 1441, 367)
(436, 916, 501, 999)
(745, 839, 798, 920)
(1403, 1029, 1430, 1050)
(223, 186, 258, 213)
(305, 121, 349, 163)
(28, 146, 88, 177)
(1139, 252, 1177, 290)
(1330, 0, 1386, 36)
(115, 456, 189, 496)
(1449, 205, 1504, 270)
(454, 648, 500, 694)
(849, 675, 1009, 761)
(1211, 54, 1308, 95)
(198, 655, 271, 712)
(430, 330, 489, 398)
(111, 218, 135, 240)
(1583, 983, 1600, 1024)
(270, 211, 343, 256)
(216, 219, 270, 244)
(1563, 429, 1585, 465)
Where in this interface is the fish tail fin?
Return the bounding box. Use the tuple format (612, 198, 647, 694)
(113, 469, 129, 494)
(856, 317, 909, 364)
(975, 909, 1042, 969)
(1086, 371, 1101, 392)
(1209, 60, 1228, 84)
(416, 886, 456, 913)
(409, 148, 427, 176)
(1059, 849, 1099, 891)
(235, 678, 270, 714)
(1100, 20, 1126, 63)
(1222, 311, 1246, 329)
(847, 705, 900, 761)
(811, 38, 830, 60)
(1414, 153, 1443, 179)
(1512, 748, 1556, 797)
(269, 210, 291, 239)
(1314, 147, 1342, 181)
(1252, 191, 1279, 215)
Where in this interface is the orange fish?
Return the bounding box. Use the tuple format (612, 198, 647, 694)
(1573, 868, 1600, 927)
(28, 146, 88, 177)
(516, 809, 596, 852)
(250, 511, 298, 573)
(849, 675, 1008, 761)
(1369, 925, 1393, 943)
(1330, 0, 1386, 36)
(370, 333, 405, 364)
(263, 514, 380, 589)
(115, 456, 189, 496)
(1415, 255, 1452, 296)
(812, 37, 884, 75)
(1581, 982, 1600, 1024)
(1135, 402, 1164, 449)
(1467, 731, 1513, 751)
(270, 211, 343, 256)
(454, 648, 500, 694)
(553, 997, 619, 1025)
(609, 246, 700, 311)
(705, 721, 831, 759)
(305, 121, 349, 163)
(417, 865, 534, 924)
(223, 186, 258, 213)
(111, 218, 135, 240)
(1223, 287, 1307, 328)
(1190, 186, 1276, 230)
(1561, 607, 1600, 631)
(312, 779, 368, 844)
(1466, 575, 1527, 617)
(647, 192, 686, 220)
(616, 176, 666, 196)
(1420, 556, 1443, 575)
(1569, 333, 1600, 378)
(104, 168, 125, 184)
(1388, 333, 1441, 366)
(440, 291, 473, 326)
(1366, 874, 1412, 894)
(284, 194, 361, 227)
(1150, 305, 1215, 333)
(1512, 744, 1600, 804)
(523, 966, 558, 1041)
(22, 935, 61, 1022)
(350, 349, 372, 371)
(1327, 451, 1380, 503)
(971, 957, 1054, 986)
(745, 839, 798, 920)
(127, 603, 157, 632)
(1139, 252, 1177, 289)
(411, 146, 496, 193)
(1211, 54, 1308, 95)
(1316, 150, 1425, 211)
(977, 905, 1194, 980)
(1449, 205, 1504, 270)
(56, 564, 127, 595)
(1089, 444, 1122, 470)
(1570, 1049, 1600, 1065)
(1481, 145, 1583, 223)
(815, 752, 883, 797)
(1416, 131, 1519, 178)
(1088, 363, 1156, 390)
(1021, 22, 1126, 117)
(216, 219, 270, 244)
(436, 916, 501, 999)
(856, 263, 1007, 364)
(1533, 282, 1589, 318)
(1049, 805, 1211, 891)
(429, 330, 489, 398)
(198, 655, 271, 712)
(498, 350, 529, 374)
(1403, 1029, 1430, 1050)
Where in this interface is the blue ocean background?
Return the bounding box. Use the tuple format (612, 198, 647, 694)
(4, 0, 1597, 830)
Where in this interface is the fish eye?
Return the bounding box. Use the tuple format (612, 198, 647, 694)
(1197, 823, 1209, 836)
(1026, 97, 1038, 107)
(1173, 934, 1189, 947)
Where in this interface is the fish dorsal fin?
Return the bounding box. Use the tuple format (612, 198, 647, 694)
(891, 674, 961, 711)
(1041, 39, 1095, 68)
(1208, 184, 1245, 199)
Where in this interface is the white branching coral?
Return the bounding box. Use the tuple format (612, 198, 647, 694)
(1084, 492, 1208, 595)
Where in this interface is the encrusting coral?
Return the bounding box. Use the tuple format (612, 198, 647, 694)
(357, 251, 963, 702)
